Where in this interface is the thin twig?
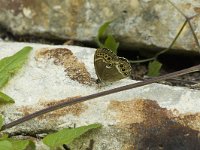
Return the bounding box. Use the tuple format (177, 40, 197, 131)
(129, 19, 187, 63)
(155, 19, 187, 56)
(187, 19, 200, 51)
(166, 0, 186, 18)
(167, 0, 200, 51)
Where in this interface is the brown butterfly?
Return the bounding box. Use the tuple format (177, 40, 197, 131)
(94, 48, 132, 83)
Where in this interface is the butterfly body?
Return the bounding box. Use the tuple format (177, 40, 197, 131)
(94, 48, 132, 83)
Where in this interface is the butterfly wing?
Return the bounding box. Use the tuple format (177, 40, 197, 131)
(100, 57, 132, 82)
(94, 48, 132, 83)
(94, 48, 116, 82)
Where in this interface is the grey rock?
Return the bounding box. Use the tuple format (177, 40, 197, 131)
(0, 42, 200, 149)
(0, 0, 200, 52)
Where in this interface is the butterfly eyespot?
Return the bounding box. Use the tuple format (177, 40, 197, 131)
(119, 64, 124, 68)
(107, 63, 112, 67)
(107, 56, 111, 60)
(122, 68, 126, 72)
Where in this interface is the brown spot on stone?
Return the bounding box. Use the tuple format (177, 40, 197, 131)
(39, 96, 88, 119)
(0, 0, 43, 17)
(17, 96, 87, 121)
(122, 144, 135, 150)
(0, 1, 23, 15)
(194, 7, 200, 14)
(109, 99, 200, 149)
(35, 48, 93, 85)
(174, 113, 200, 131)
(108, 99, 172, 125)
(17, 106, 35, 116)
(181, 3, 191, 10)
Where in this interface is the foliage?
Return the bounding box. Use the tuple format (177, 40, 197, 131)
(0, 139, 35, 150)
(104, 35, 119, 54)
(0, 46, 32, 89)
(96, 5, 199, 77)
(147, 60, 162, 77)
(0, 141, 12, 150)
(0, 46, 32, 103)
(0, 114, 3, 129)
(43, 123, 102, 149)
(0, 92, 14, 104)
(0, 116, 35, 150)
(96, 21, 119, 53)
(96, 21, 163, 76)
(0, 47, 35, 149)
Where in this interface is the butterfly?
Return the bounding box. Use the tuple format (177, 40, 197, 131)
(94, 48, 132, 83)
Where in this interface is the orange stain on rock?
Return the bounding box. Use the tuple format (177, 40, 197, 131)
(38, 97, 88, 119)
(108, 99, 172, 125)
(194, 7, 200, 14)
(35, 48, 93, 85)
(108, 99, 200, 149)
(18, 96, 88, 120)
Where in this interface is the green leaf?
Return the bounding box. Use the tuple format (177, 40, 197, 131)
(104, 35, 119, 54)
(43, 123, 102, 148)
(147, 60, 162, 77)
(0, 46, 32, 89)
(0, 135, 35, 150)
(8, 139, 35, 150)
(96, 21, 113, 47)
(0, 114, 4, 130)
(97, 21, 112, 40)
(0, 140, 13, 150)
(0, 135, 8, 141)
(0, 92, 14, 104)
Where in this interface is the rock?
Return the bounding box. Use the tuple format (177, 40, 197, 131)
(0, 0, 200, 52)
(0, 41, 200, 149)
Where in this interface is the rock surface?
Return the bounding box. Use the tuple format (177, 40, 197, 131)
(0, 41, 200, 149)
(0, 0, 200, 52)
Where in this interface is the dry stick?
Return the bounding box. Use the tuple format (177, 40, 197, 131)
(1, 64, 200, 131)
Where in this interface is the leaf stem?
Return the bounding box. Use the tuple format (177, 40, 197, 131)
(130, 19, 187, 64)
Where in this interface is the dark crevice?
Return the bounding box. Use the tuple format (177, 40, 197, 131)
(1, 25, 200, 88)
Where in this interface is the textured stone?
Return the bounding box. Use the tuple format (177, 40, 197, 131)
(0, 41, 200, 149)
(0, 0, 200, 52)
(35, 47, 93, 85)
